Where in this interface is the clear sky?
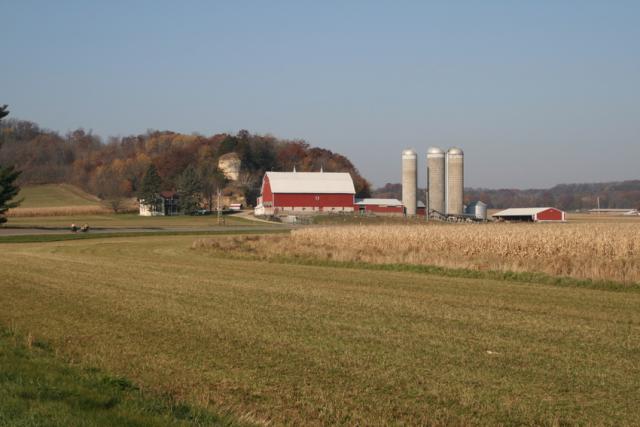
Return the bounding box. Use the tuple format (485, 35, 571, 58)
(2, 1, 639, 189)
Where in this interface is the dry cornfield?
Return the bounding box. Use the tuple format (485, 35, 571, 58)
(6, 206, 111, 217)
(7, 205, 136, 217)
(194, 223, 640, 283)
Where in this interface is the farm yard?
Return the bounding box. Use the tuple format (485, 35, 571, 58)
(1, 227, 640, 425)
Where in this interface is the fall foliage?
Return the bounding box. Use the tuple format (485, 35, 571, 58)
(0, 120, 371, 205)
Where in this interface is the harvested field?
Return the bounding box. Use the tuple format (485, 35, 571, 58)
(194, 223, 640, 284)
(2, 234, 640, 425)
(7, 184, 137, 217)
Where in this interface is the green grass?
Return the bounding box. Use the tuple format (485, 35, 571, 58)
(1, 235, 640, 425)
(0, 328, 242, 426)
(16, 184, 102, 208)
(6, 213, 266, 229)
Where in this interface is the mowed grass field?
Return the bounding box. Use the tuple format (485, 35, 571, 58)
(2, 235, 640, 425)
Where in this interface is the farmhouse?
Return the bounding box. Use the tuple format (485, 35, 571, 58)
(254, 171, 356, 216)
(492, 207, 565, 222)
(139, 191, 180, 216)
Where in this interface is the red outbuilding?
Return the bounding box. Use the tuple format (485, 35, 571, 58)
(254, 171, 356, 216)
(354, 199, 427, 216)
(492, 207, 566, 222)
(355, 198, 405, 215)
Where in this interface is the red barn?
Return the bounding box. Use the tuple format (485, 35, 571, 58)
(492, 207, 565, 222)
(255, 171, 356, 216)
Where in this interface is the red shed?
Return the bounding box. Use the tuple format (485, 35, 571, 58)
(355, 198, 405, 215)
(254, 171, 356, 216)
(492, 207, 565, 222)
(354, 199, 427, 216)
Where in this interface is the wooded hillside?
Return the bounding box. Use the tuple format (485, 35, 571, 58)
(0, 121, 371, 205)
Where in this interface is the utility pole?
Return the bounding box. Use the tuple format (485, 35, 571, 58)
(217, 188, 222, 225)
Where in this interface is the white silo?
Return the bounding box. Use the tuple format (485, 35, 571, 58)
(402, 149, 417, 216)
(446, 147, 464, 215)
(427, 147, 446, 216)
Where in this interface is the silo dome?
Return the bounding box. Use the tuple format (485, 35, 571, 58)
(448, 147, 463, 155)
(427, 147, 445, 155)
(402, 149, 417, 158)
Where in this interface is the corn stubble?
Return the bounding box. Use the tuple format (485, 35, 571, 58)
(195, 223, 640, 283)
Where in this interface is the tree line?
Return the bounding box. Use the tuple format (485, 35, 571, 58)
(372, 182, 640, 211)
(0, 105, 21, 224)
(0, 120, 372, 212)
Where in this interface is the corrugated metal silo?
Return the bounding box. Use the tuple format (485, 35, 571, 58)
(446, 147, 464, 215)
(427, 147, 446, 216)
(465, 201, 487, 220)
(402, 149, 417, 216)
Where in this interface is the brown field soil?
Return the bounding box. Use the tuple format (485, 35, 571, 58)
(195, 222, 640, 284)
(1, 234, 640, 425)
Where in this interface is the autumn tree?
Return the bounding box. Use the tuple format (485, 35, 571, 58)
(138, 164, 162, 212)
(198, 161, 226, 211)
(177, 164, 202, 214)
(0, 105, 21, 224)
(94, 165, 128, 213)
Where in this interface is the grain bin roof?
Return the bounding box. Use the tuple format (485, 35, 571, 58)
(266, 171, 356, 194)
(493, 207, 554, 217)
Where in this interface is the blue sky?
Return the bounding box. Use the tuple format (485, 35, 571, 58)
(2, 1, 639, 188)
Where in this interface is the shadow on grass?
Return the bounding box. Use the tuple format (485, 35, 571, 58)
(0, 327, 249, 426)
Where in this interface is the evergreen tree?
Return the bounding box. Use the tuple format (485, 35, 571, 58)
(0, 104, 21, 225)
(177, 164, 202, 214)
(138, 164, 162, 212)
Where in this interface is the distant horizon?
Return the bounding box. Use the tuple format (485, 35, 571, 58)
(3, 2, 639, 189)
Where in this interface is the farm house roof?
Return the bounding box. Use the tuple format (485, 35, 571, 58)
(265, 171, 355, 194)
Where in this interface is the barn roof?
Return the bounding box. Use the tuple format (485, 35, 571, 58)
(493, 207, 556, 217)
(355, 198, 403, 206)
(265, 171, 355, 194)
